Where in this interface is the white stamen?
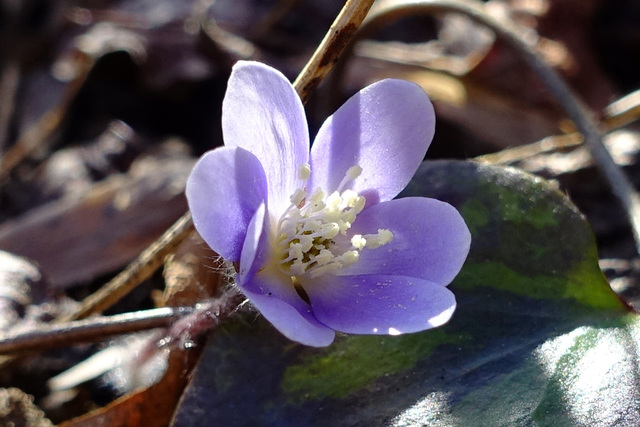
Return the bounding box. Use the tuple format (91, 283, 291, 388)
(290, 188, 306, 206)
(276, 164, 393, 279)
(346, 165, 362, 180)
(337, 165, 363, 191)
(364, 229, 394, 249)
(351, 234, 367, 250)
(298, 163, 311, 180)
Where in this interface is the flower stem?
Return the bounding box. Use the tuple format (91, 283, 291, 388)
(0, 288, 246, 354)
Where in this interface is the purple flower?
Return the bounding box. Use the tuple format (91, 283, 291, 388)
(186, 61, 470, 347)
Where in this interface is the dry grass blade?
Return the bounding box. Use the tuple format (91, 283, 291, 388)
(477, 88, 640, 165)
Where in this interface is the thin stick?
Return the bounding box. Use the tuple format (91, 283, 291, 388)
(293, 0, 376, 102)
(359, 0, 640, 255)
(0, 307, 194, 354)
(476, 89, 640, 165)
(0, 61, 20, 154)
(603, 89, 640, 132)
(475, 133, 582, 165)
(60, 212, 195, 322)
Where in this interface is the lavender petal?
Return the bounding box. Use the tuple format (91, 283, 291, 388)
(222, 61, 309, 213)
(338, 197, 471, 286)
(186, 147, 267, 261)
(240, 270, 335, 347)
(309, 79, 434, 204)
(304, 274, 456, 335)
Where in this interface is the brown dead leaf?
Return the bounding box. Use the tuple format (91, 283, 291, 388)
(57, 200, 227, 426)
(158, 233, 226, 308)
(0, 142, 194, 289)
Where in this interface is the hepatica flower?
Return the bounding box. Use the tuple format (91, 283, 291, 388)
(186, 61, 470, 347)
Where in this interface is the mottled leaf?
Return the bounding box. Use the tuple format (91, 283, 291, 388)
(172, 160, 632, 426)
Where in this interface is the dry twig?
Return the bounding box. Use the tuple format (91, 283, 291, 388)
(476, 88, 640, 165)
(0, 307, 194, 354)
(293, 0, 375, 103)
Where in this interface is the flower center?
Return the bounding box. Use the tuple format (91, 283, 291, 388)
(275, 164, 393, 278)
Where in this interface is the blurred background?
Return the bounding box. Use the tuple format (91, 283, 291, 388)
(1, 0, 640, 423)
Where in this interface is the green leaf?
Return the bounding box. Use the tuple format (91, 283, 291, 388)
(172, 161, 633, 427)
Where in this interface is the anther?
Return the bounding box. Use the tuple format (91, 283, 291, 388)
(337, 165, 363, 191)
(298, 163, 311, 180)
(276, 163, 393, 279)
